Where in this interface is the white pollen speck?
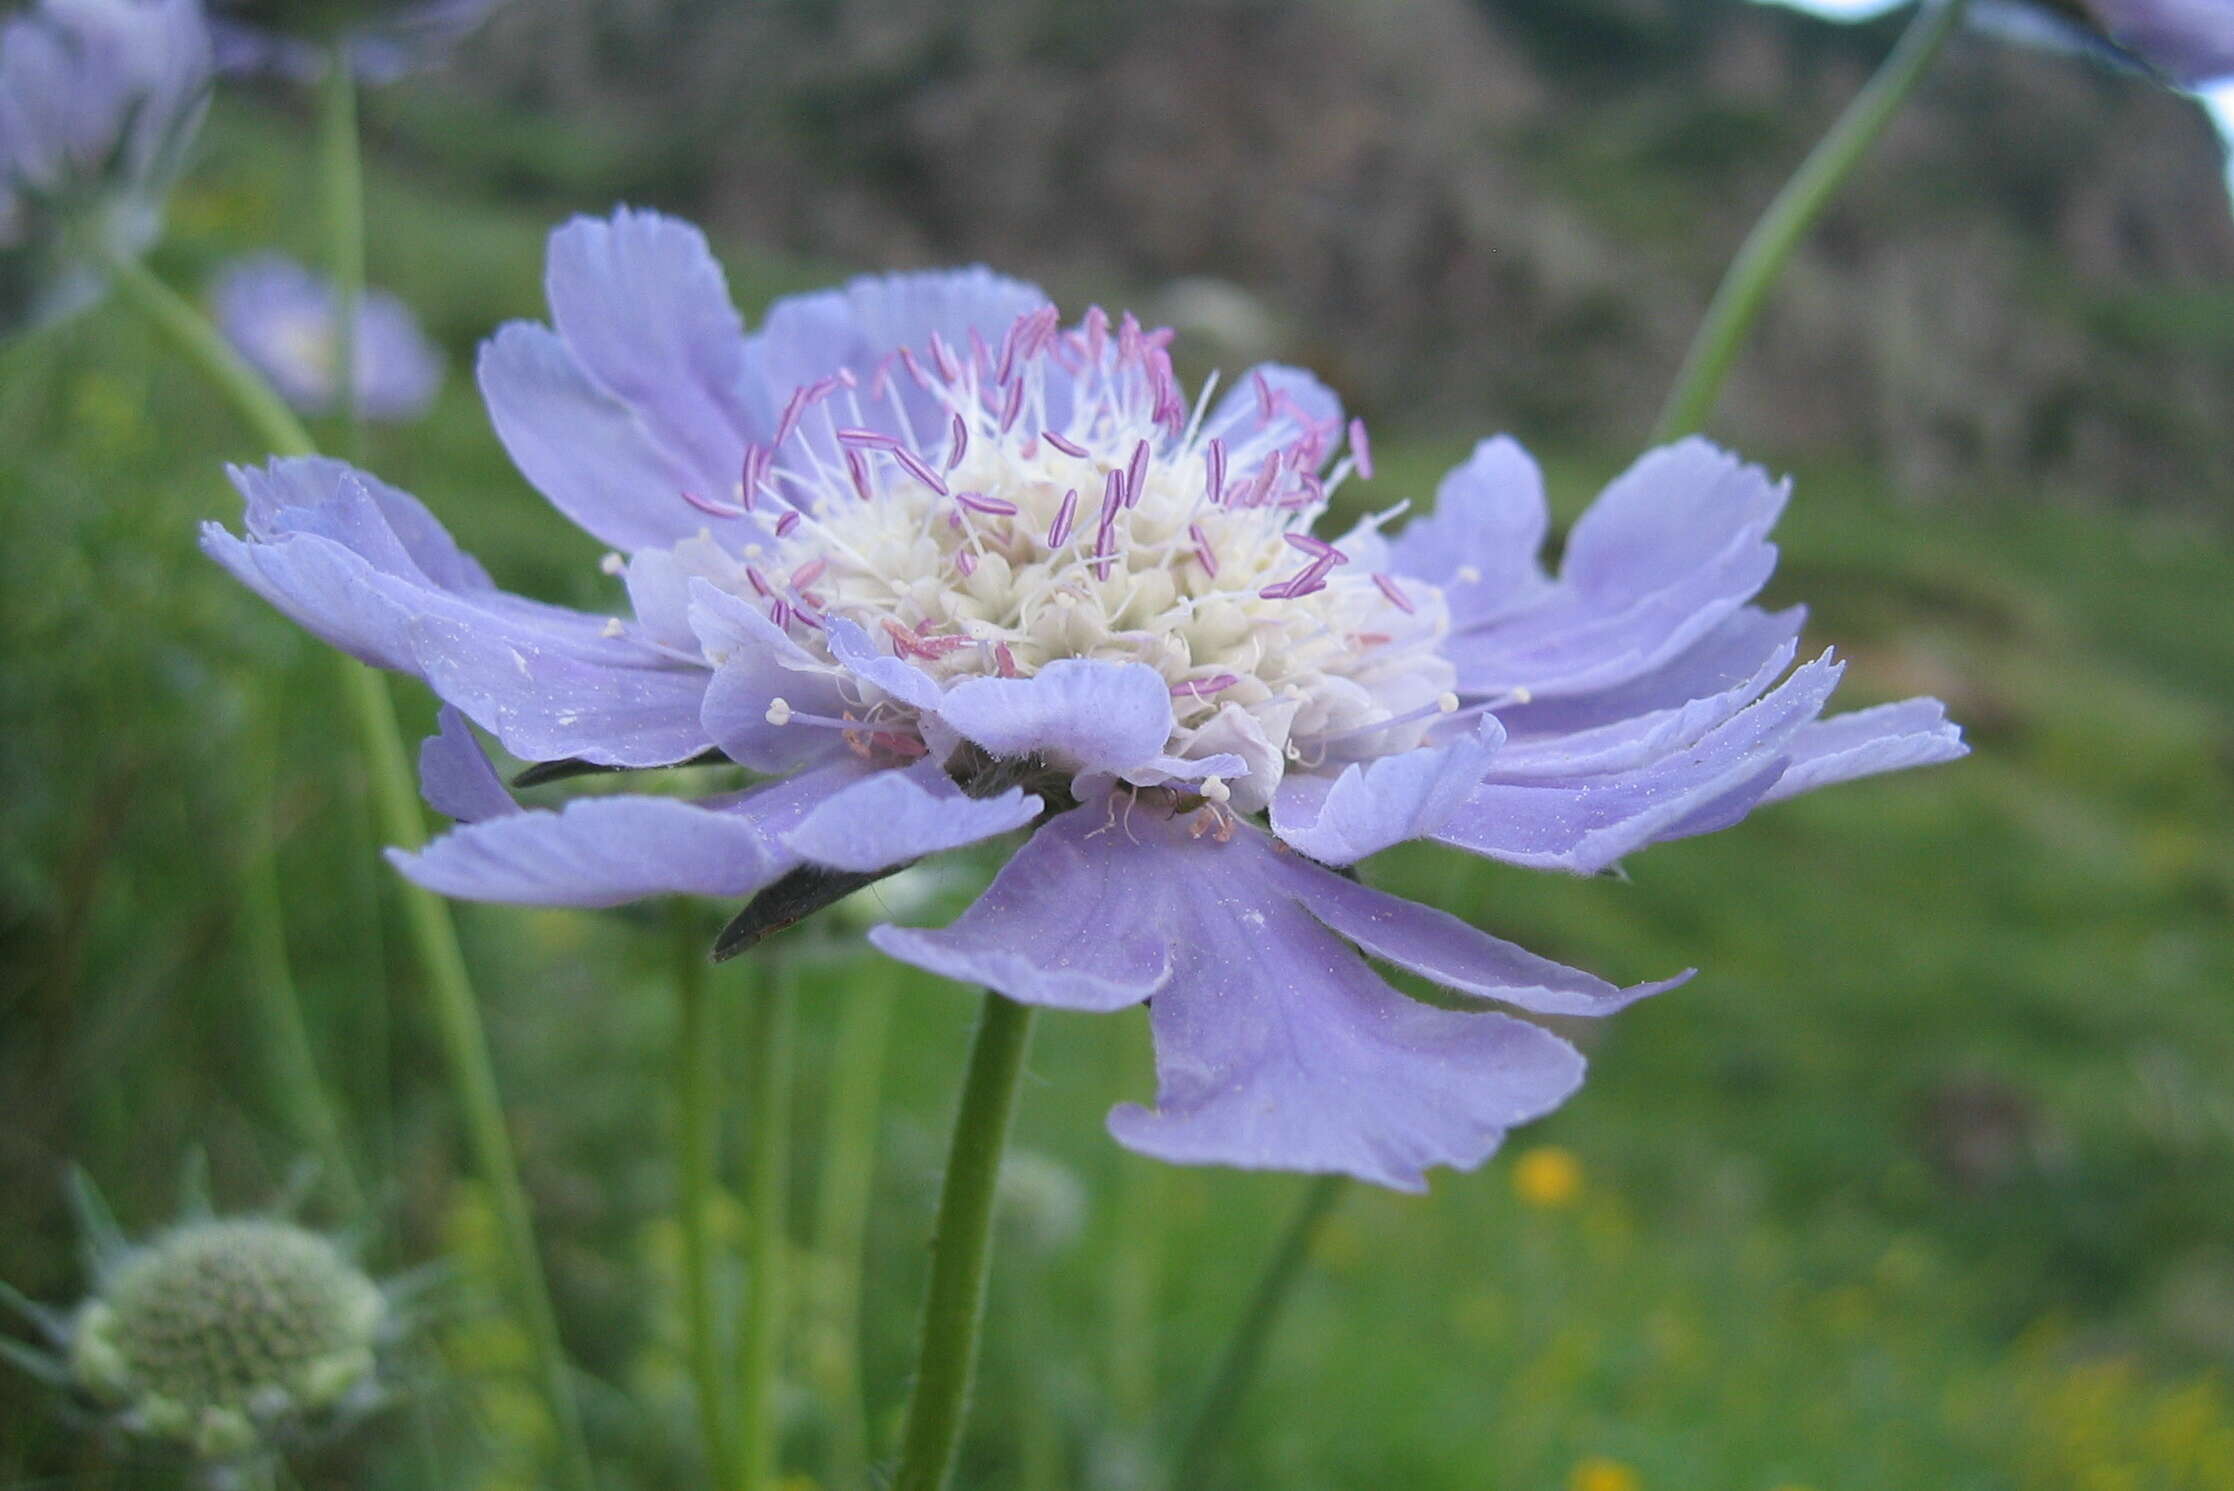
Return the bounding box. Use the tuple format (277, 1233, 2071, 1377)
(1511, 686, 1533, 704)
(1456, 564, 1483, 584)
(1201, 776, 1231, 804)
(698, 526, 713, 542)
(744, 543, 765, 558)
(599, 551, 625, 575)
(601, 617, 626, 638)
(1436, 691, 1459, 713)
(765, 697, 793, 726)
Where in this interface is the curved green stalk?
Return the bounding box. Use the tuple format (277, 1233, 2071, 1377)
(319, 45, 364, 462)
(1652, 0, 1972, 443)
(737, 960, 794, 1490)
(1171, 1174, 1348, 1489)
(891, 993, 1038, 1491)
(809, 962, 897, 1491)
(674, 906, 739, 1488)
(103, 250, 600, 1491)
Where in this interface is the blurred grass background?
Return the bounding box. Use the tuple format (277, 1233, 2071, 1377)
(4, 3, 2234, 1488)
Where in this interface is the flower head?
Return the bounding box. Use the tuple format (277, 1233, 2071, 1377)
(3, 1176, 398, 1473)
(213, 253, 442, 421)
(0, 0, 212, 336)
(205, 208, 1966, 1191)
(207, 0, 499, 82)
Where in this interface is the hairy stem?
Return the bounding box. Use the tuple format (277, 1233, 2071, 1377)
(891, 993, 1038, 1491)
(1652, 0, 1972, 442)
(737, 963, 794, 1490)
(1171, 1174, 1348, 1489)
(105, 251, 600, 1491)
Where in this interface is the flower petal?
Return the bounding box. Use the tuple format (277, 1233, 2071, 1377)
(1433, 653, 1844, 873)
(1269, 723, 1501, 865)
(1763, 697, 1968, 803)
(544, 210, 758, 497)
(1264, 852, 1692, 1016)
(934, 659, 1175, 776)
(1385, 436, 1551, 627)
(784, 761, 1039, 872)
(390, 796, 783, 908)
(689, 580, 851, 772)
(419, 706, 518, 824)
(480, 322, 747, 553)
(869, 802, 1175, 1013)
(822, 616, 944, 711)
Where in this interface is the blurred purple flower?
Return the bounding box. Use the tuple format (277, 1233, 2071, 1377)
(205, 209, 1965, 1191)
(207, 0, 497, 82)
(213, 253, 441, 421)
(1982, 0, 2234, 89)
(0, 0, 211, 335)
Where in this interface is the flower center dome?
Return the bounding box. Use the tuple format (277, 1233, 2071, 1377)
(700, 308, 1457, 787)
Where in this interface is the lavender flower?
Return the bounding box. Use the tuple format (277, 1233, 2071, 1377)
(0, 0, 211, 335)
(1758, 0, 2234, 89)
(204, 209, 1965, 1191)
(206, 0, 498, 82)
(213, 254, 441, 421)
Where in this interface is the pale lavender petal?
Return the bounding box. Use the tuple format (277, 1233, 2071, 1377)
(1385, 436, 1552, 626)
(544, 210, 755, 497)
(784, 760, 1038, 871)
(232, 456, 492, 593)
(1121, 752, 1251, 788)
(689, 579, 852, 772)
(1495, 605, 1805, 741)
(1265, 852, 1692, 1016)
(480, 322, 746, 552)
(934, 659, 1175, 776)
(1434, 654, 1845, 873)
(390, 796, 783, 908)
(869, 803, 1174, 1013)
(419, 705, 517, 823)
(1269, 724, 1500, 865)
(1763, 698, 1968, 803)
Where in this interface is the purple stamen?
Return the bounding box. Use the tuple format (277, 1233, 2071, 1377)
(1206, 438, 1227, 503)
(929, 333, 960, 383)
(1048, 488, 1079, 547)
(999, 377, 1025, 434)
(1125, 438, 1150, 508)
(893, 447, 950, 495)
(681, 488, 745, 519)
(1348, 418, 1374, 480)
(1283, 532, 1346, 562)
(1044, 430, 1086, 458)
(791, 558, 828, 588)
(775, 509, 802, 537)
(1373, 572, 1415, 614)
(955, 549, 978, 577)
(1253, 368, 1274, 422)
(836, 427, 899, 450)
(1084, 306, 1108, 362)
(846, 449, 874, 503)
(770, 599, 792, 630)
(956, 491, 1019, 516)
(1100, 468, 1125, 520)
(946, 412, 969, 470)
(1189, 522, 1219, 577)
(745, 566, 773, 598)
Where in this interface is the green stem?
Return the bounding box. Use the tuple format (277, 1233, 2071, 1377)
(104, 249, 599, 1491)
(737, 963, 794, 1491)
(1171, 1174, 1348, 1490)
(891, 994, 1038, 1491)
(319, 44, 365, 461)
(239, 738, 362, 1216)
(101, 251, 316, 456)
(675, 907, 739, 1489)
(1651, 0, 1971, 443)
(809, 962, 897, 1491)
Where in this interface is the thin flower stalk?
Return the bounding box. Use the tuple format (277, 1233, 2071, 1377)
(1653, 0, 1973, 441)
(674, 904, 739, 1489)
(892, 994, 1037, 1491)
(101, 250, 598, 1491)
